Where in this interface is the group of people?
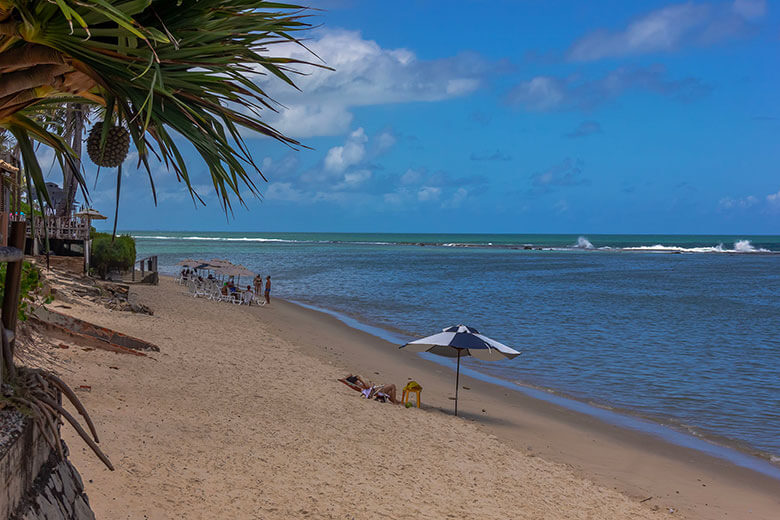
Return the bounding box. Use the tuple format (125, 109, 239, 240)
(253, 274, 272, 305)
(180, 268, 213, 284)
(179, 268, 272, 305)
(218, 274, 271, 304)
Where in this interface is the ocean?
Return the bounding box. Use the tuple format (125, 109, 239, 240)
(130, 231, 780, 466)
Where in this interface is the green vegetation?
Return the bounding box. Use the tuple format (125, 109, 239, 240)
(0, 0, 322, 216)
(0, 261, 47, 321)
(90, 233, 136, 279)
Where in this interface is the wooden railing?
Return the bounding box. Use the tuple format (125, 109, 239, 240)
(9, 214, 90, 240)
(132, 255, 158, 283)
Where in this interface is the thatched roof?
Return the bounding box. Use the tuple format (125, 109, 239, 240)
(0, 158, 19, 174)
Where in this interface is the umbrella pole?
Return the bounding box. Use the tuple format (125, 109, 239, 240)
(455, 349, 461, 416)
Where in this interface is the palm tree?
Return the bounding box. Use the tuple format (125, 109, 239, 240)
(0, 0, 324, 470)
(0, 0, 323, 210)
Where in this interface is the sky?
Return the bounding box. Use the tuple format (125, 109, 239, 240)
(82, 0, 778, 234)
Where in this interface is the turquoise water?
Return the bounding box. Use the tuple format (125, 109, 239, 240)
(129, 231, 780, 463)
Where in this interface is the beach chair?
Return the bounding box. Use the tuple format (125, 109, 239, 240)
(338, 376, 393, 403)
(220, 288, 235, 303)
(338, 376, 364, 393)
(193, 282, 211, 298)
(239, 291, 254, 305)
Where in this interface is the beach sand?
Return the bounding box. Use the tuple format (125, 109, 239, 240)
(41, 277, 778, 519)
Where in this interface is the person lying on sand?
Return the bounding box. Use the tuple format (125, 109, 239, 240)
(339, 374, 401, 404)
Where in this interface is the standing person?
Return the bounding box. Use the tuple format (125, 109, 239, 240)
(253, 273, 262, 295)
(264, 275, 271, 304)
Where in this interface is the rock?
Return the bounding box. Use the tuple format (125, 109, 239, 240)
(129, 301, 153, 315)
(73, 496, 96, 520)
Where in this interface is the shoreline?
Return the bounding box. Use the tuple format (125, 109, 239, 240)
(290, 298, 780, 474)
(261, 293, 780, 517)
(51, 276, 780, 518)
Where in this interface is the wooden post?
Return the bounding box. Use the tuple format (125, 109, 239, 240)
(84, 237, 90, 273)
(1, 221, 27, 383)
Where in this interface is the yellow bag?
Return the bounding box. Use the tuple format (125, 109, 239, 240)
(404, 381, 422, 391)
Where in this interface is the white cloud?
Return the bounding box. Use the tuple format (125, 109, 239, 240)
(417, 186, 441, 202)
(766, 190, 780, 204)
(442, 187, 468, 208)
(511, 77, 565, 111)
(334, 169, 372, 191)
(325, 128, 367, 173)
(256, 30, 486, 137)
(400, 168, 423, 185)
(264, 182, 304, 202)
(508, 65, 710, 111)
(719, 195, 758, 209)
(568, 1, 765, 62)
(383, 189, 409, 205)
(272, 104, 353, 139)
(376, 131, 396, 152)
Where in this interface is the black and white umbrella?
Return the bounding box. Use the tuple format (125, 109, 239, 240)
(400, 325, 521, 416)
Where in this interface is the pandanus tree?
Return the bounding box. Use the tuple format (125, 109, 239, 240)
(0, 0, 322, 212)
(0, 0, 324, 469)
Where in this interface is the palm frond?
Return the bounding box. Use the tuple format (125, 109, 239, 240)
(0, 0, 328, 212)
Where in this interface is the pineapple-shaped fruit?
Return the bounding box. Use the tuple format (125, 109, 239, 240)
(86, 122, 130, 167)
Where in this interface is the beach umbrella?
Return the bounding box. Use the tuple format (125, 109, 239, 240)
(177, 259, 199, 267)
(400, 325, 521, 416)
(231, 265, 256, 285)
(75, 208, 108, 220)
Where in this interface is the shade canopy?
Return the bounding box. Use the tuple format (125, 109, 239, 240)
(75, 208, 108, 220)
(177, 259, 200, 267)
(401, 324, 521, 361)
(400, 324, 521, 416)
(231, 265, 256, 278)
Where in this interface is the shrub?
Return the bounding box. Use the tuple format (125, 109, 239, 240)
(0, 261, 47, 321)
(91, 233, 136, 279)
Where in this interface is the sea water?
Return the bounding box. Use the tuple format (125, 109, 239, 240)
(130, 232, 780, 461)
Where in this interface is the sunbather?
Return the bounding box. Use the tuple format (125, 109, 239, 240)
(339, 374, 400, 404)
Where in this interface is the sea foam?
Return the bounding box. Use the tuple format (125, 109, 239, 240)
(574, 236, 595, 249)
(622, 240, 770, 254)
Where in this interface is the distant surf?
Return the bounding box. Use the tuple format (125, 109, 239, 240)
(621, 240, 770, 254)
(131, 233, 778, 254)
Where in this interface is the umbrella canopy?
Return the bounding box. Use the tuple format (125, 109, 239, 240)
(402, 325, 521, 361)
(75, 208, 108, 220)
(177, 259, 200, 267)
(400, 325, 521, 415)
(231, 265, 256, 278)
(216, 265, 255, 280)
(208, 258, 233, 267)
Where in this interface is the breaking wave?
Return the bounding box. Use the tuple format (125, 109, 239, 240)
(622, 240, 769, 254)
(734, 240, 763, 252)
(574, 236, 595, 249)
(132, 234, 396, 246)
(134, 235, 303, 243)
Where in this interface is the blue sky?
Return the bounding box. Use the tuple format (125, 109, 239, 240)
(85, 0, 779, 234)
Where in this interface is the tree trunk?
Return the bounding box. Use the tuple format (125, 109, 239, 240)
(61, 103, 84, 216)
